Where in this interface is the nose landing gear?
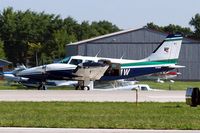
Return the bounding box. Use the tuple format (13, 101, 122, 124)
(38, 82, 47, 90)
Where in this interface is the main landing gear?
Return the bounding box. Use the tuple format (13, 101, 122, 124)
(76, 80, 94, 90)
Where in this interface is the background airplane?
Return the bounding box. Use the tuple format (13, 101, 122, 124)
(1, 65, 27, 84)
(17, 34, 184, 90)
(1, 65, 77, 89)
(139, 71, 181, 83)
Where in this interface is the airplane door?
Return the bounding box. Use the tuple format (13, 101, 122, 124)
(98, 60, 121, 76)
(110, 63, 120, 76)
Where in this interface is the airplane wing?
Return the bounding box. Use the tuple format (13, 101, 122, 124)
(72, 62, 109, 80)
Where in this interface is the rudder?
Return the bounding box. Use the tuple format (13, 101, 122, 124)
(145, 34, 183, 63)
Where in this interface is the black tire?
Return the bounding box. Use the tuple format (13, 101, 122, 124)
(38, 83, 47, 90)
(75, 86, 81, 90)
(38, 84, 42, 90)
(191, 88, 200, 107)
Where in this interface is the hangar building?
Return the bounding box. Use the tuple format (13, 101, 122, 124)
(66, 27, 200, 81)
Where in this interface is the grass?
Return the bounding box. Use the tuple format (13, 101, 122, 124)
(0, 102, 200, 129)
(139, 80, 200, 90)
(0, 81, 26, 90)
(0, 80, 74, 90)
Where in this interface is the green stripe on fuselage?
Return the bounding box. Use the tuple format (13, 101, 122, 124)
(121, 59, 178, 67)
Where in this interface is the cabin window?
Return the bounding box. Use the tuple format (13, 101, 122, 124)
(85, 60, 95, 63)
(141, 87, 148, 91)
(112, 64, 117, 68)
(69, 59, 82, 65)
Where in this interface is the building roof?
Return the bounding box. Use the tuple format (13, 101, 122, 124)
(67, 27, 200, 46)
(67, 28, 145, 46)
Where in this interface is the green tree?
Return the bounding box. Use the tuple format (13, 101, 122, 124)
(0, 7, 17, 63)
(52, 29, 76, 58)
(146, 22, 161, 31)
(0, 7, 120, 66)
(190, 13, 200, 39)
(27, 42, 42, 66)
(91, 21, 120, 35)
(0, 39, 6, 59)
(146, 22, 193, 37)
(78, 21, 99, 40)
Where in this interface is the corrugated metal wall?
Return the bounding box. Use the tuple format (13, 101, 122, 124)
(66, 45, 78, 56)
(178, 43, 200, 80)
(82, 43, 158, 60)
(66, 28, 200, 80)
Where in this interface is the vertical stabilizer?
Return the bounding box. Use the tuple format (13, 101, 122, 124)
(145, 34, 183, 63)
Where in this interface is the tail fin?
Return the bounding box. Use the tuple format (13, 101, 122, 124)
(145, 34, 183, 63)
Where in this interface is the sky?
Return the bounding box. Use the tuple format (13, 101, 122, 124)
(0, 0, 200, 30)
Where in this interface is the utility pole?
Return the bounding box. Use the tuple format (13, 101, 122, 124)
(136, 89, 138, 106)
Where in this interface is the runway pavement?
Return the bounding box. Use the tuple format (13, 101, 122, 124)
(0, 127, 199, 133)
(0, 90, 186, 102)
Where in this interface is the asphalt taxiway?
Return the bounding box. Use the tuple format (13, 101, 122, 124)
(0, 90, 185, 102)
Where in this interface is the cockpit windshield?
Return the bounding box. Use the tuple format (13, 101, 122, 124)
(59, 57, 71, 64)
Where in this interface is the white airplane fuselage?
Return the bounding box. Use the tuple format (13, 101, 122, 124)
(17, 34, 184, 89)
(17, 56, 175, 81)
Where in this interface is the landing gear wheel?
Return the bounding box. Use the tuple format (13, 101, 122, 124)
(38, 84, 42, 90)
(38, 82, 47, 90)
(83, 86, 89, 90)
(191, 88, 199, 107)
(75, 86, 79, 90)
(75, 86, 81, 90)
(42, 85, 47, 90)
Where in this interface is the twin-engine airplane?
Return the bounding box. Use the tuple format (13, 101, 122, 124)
(17, 34, 184, 90)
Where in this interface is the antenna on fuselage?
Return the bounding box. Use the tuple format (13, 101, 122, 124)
(95, 50, 101, 57)
(120, 53, 125, 59)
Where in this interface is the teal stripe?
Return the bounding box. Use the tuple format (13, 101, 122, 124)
(121, 59, 178, 67)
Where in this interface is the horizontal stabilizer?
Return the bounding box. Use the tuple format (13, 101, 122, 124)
(168, 65, 185, 68)
(160, 65, 185, 69)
